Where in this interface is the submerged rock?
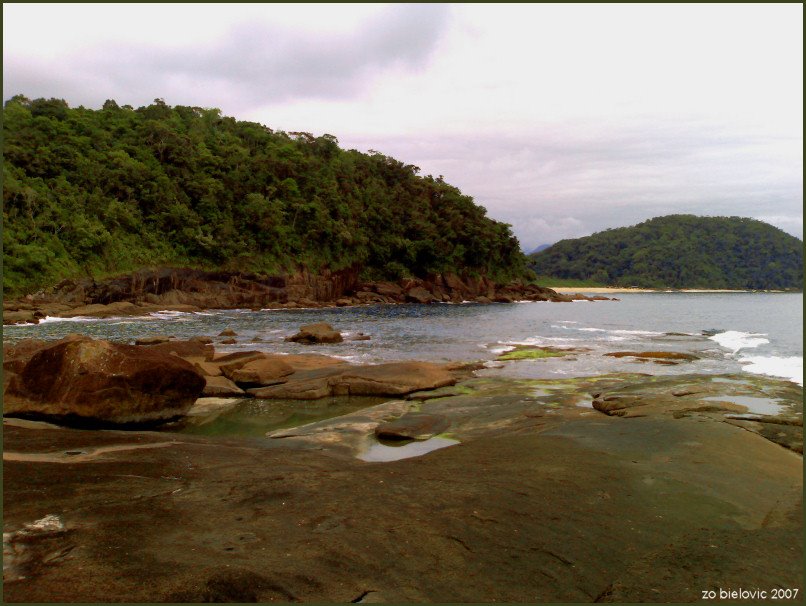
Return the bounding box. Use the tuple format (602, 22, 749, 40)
(604, 351, 699, 362)
(375, 413, 450, 440)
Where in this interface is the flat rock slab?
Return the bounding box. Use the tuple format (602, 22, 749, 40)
(3, 377, 802, 603)
(249, 361, 456, 400)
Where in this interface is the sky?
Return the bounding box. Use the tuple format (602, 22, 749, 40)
(3, 3, 803, 250)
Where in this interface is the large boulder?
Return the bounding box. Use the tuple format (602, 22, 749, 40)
(3, 338, 205, 426)
(285, 322, 343, 344)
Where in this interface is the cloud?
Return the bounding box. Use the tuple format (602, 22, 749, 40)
(342, 121, 803, 249)
(3, 4, 450, 112)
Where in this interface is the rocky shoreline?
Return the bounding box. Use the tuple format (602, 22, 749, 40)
(2, 329, 803, 602)
(3, 267, 614, 325)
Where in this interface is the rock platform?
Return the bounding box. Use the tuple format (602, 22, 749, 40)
(3, 370, 802, 602)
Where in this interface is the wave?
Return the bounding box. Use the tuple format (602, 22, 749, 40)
(36, 315, 105, 324)
(738, 355, 803, 386)
(708, 331, 770, 354)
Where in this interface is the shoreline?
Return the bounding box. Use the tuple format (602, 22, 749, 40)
(545, 286, 792, 294)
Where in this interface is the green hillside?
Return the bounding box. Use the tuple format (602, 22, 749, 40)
(2, 96, 529, 295)
(530, 215, 803, 290)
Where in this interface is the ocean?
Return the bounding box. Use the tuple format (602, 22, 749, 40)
(4, 292, 802, 387)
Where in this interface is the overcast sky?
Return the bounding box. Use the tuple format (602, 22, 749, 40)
(4, 3, 802, 249)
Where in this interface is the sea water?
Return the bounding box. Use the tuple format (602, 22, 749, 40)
(4, 292, 802, 386)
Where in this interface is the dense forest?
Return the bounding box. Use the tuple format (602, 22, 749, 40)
(530, 215, 803, 290)
(2, 96, 529, 295)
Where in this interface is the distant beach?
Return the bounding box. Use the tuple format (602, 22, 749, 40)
(546, 286, 769, 294)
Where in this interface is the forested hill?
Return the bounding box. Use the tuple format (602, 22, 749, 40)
(530, 215, 804, 290)
(2, 96, 529, 295)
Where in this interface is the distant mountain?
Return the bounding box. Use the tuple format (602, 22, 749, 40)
(529, 215, 804, 290)
(528, 243, 553, 255)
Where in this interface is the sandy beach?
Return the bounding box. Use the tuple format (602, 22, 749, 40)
(546, 286, 758, 294)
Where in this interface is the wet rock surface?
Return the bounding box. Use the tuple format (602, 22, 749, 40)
(3, 359, 802, 601)
(374, 413, 450, 440)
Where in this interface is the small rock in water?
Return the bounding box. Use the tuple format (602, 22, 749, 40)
(285, 322, 343, 344)
(219, 328, 238, 337)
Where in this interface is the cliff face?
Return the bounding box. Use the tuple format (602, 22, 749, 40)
(3, 267, 581, 324)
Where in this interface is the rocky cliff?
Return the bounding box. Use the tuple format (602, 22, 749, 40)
(3, 267, 598, 324)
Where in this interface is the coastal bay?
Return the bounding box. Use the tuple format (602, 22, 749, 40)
(3, 293, 802, 602)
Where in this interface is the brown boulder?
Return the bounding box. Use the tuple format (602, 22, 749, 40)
(3, 338, 205, 426)
(374, 282, 403, 297)
(214, 351, 269, 377)
(226, 357, 295, 386)
(285, 322, 343, 344)
(406, 287, 438, 304)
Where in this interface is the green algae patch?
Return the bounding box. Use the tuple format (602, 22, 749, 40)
(498, 346, 570, 361)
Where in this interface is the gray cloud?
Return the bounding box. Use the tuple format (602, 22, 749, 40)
(3, 4, 450, 111)
(344, 123, 803, 250)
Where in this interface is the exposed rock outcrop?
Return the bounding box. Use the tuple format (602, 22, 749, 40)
(285, 322, 343, 344)
(3, 337, 206, 426)
(3, 267, 605, 324)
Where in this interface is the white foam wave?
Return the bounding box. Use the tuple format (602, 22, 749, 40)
(36, 315, 102, 324)
(488, 346, 516, 355)
(500, 336, 581, 347)
(739, 356, 803, 386)
(709, 331, 770, 354)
